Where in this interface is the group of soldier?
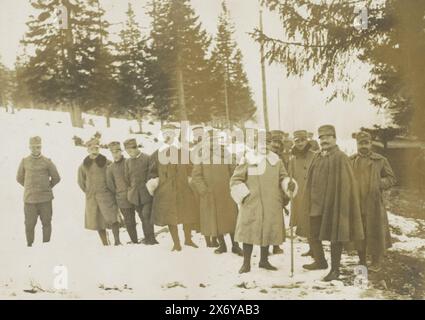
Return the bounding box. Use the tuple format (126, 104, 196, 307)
(16, 123, 396, 282)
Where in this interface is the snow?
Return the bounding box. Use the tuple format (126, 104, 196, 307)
(0, 107, 422, 299)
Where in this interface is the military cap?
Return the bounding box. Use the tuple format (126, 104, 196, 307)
(29, 136, 42, 146)
(108, 141, 122, 151)
(356, 131, 372, 143)
(123, 138, 138, 149)
(318, 125, 336, 138)
(293, 130, 308, 141)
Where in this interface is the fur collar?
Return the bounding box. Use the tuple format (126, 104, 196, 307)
(83, 154, 107, 168)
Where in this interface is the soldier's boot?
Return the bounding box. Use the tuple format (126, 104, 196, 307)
(126, 225, 138, 244)
(370, 254, 383, 272)
(112, 222, 121, 246)
(211, 236, 219, 247)
(230, 234, 243, 256)
(323, 243, 342, 282)
(204, 236, 212, 247)
(141, 219, 157, 245)
(239, 243, 253, 274)
(358, 250, 367, 266)
(183, 225, 198, 248)
(168, 225, 181, 252)
(303, 241, 328, 270)
(98, 230, 109, 246)
(214, 235, 227, 254)
(272, 245, 284, 255)
(259, 246, 278, 271)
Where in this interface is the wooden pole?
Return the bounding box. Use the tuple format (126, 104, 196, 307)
(259, 9, 269, 131)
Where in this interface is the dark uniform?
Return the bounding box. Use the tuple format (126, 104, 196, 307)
(106, 142, 139, 244)
(350, 131, 396, 269)
(123, 139, 157, 244)
(303, 125, 364, 281)
(16, 136, 61, 246)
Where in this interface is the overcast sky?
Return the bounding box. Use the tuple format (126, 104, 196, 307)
(0, 0, 388, 138)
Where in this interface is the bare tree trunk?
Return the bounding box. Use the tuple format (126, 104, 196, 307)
(137, 113, 143, 133)
(69, 104, 83, 128)
(106, 109, 111, 128)
(176, 53, 188, 122)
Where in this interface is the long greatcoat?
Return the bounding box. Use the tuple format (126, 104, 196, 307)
(288, 145, 316, 237)
(350, 152, 396, 255)
(303, 145, 364, 242)
(148, 146, 200, 227)
(106, 157, 133, 209)
(191, 148, 238, 237)
(230, 151, 288, 246)
(78, 154, 119, 230)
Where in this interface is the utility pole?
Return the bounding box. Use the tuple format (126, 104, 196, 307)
(259, 9, 269, 131)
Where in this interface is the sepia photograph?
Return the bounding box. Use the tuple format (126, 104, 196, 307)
(0, 0, 424, 305)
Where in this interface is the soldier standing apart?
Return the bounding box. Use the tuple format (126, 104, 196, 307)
(350, 131, 396, 272)
(106, 141, 138, 244)
(17, 136, 61, 247)
(288, 130, 317, 258)
(302, 125, 364, 281)
(123, 138, 158, 245)
(147, 124, 200, 251)
(230, 132, 294, 273)
(191, 134, 243, 255)
(78, 138, 121, 246)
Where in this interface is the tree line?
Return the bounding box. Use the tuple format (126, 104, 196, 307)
(1, 0, 256, 129)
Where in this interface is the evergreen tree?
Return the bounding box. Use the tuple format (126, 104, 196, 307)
(116, 3, 151, 131)
(146, 0, 213, 123)
(20, 0, 114, 127)
(254, 0, 425, 139)
(0, 58, 12, 109)
(210, 1, 256, 127)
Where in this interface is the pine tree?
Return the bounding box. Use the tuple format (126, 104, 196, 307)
(20, 0, 115, 127)
(254, 0, 425, 139)
(146, 0, 213, 123)
(116, 3, 151, 132)
(81, 0, 116, 127)
(210, 1, 256, 128)
(0, 58, 12, 109)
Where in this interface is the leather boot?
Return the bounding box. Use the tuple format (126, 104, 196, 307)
(303, 240, 328, 270)
(323, 243, 342, 281)
(183, 225, 198, 248)
(214, 235, 227, 254)
(239, 243, 253, 273)
(259, 246, 278, 271)
(230, 234, 243, 256)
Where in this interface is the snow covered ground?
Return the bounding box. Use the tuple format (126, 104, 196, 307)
(0, 107, 423, 300)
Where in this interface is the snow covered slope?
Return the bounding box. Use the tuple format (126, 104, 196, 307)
(0, 108, 422, 299)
